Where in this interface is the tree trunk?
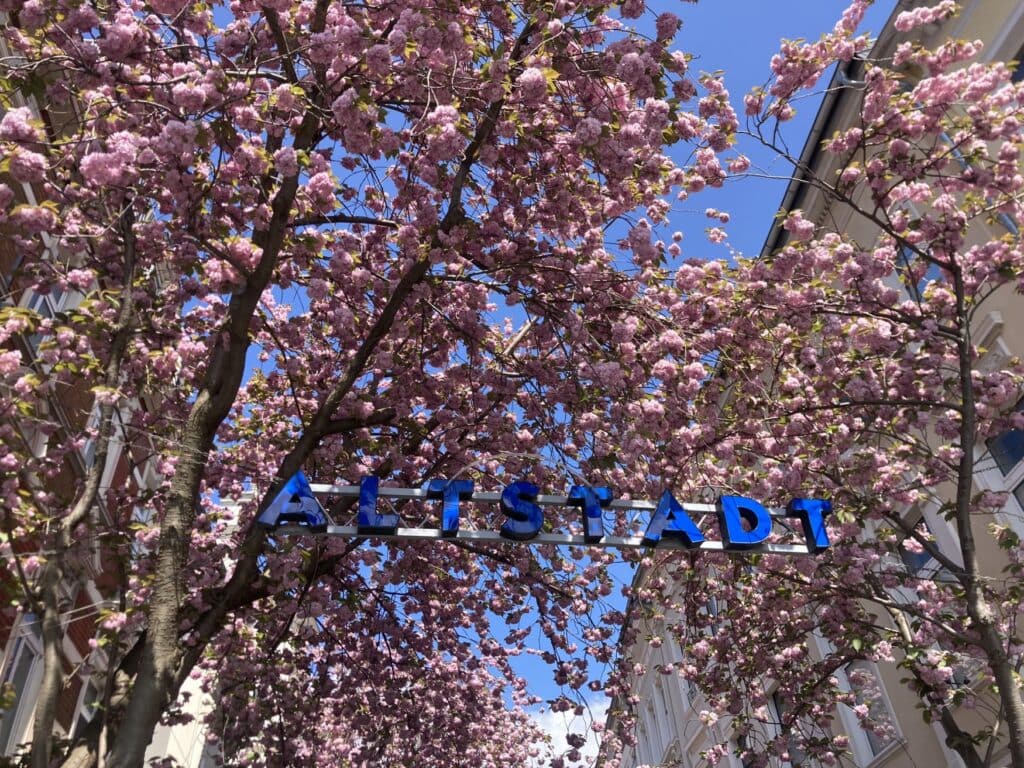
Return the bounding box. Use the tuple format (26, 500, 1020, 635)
(103, 443, 208, 766)
(952, 270, 1024, 768)
(96, 15, 535, 764)
(970, 599, 1024, 767)
(30, 206, 137, 767)
(30, 564, 62, 768)
(103, 97, 323, 764)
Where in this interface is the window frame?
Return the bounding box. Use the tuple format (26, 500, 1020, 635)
(985, 399, 1024, 476)
(839, 659, 901, 762)
(769, 688, 814, 768)
(0, 615, 44, 756)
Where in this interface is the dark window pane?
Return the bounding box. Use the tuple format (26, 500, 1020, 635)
(899, 545, 932, 575)
(898, 518, 934, 575)
(1013, 45, 1024, 83)
(988, 400, 1024, 475)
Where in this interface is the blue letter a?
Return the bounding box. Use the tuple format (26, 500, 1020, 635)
(257, 471, 328, 532)
(642, 490, 704, 548)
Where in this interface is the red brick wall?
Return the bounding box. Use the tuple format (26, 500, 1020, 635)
(0, 584, 15, 652)
(55, 673, 82, 733)
(65, 590, 96, 660)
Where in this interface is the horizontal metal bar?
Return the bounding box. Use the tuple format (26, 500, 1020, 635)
(306, 484, 789, 517)
(273, 525, 814, 555)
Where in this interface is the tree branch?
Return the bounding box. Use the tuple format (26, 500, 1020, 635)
(321, 407, 397, 436)
(288, 213, 399, 229)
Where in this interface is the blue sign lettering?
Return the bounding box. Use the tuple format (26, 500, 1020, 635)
(567, 485, 612, 543)
(642, 490, 705, 548)
(356, 475, 399, 534)
(426, 479, 474, 536)
(500, 481, 544, 541)
(785, 498, 832, 552)
(259, 472, 832, 554)
(718, 495, 773, 549)
(257, 471, 327, 532)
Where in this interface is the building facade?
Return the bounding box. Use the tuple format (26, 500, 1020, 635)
(607, 1, 1024, 767)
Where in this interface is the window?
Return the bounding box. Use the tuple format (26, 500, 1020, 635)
(80, 406, 104, 469)
(934, 635, 985, 688)
(734, 732, 756, 768)
(72, 681, 99, 741)
(681, 678, 697, 708)
(844, 661, 897, 757)
(1015, 480, 1024, 512)
(702, 596, 723, 637)
(898, 517, 935, 576)
(771, 690, 812, 768)
(1012, 44, 1024, 83)
(896, 514, 958, 585)
(22, 288, 65, 358)
(25, 291, 54, 357)
(0, 616, 43, 755)
(988, 399, 1024, 475)
(130, 505, 156, 557)
(896, 244, 941, 303)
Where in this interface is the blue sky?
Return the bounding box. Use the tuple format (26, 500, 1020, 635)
(654, 0, 897, 257)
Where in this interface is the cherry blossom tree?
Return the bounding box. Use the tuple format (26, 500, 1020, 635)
(0, 0, 742, 765)
(601, 3, 1024, 768)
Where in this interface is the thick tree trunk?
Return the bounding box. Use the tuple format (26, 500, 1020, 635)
(30, 564, 62, 768)
(104, 432, 210, 767)
(95, 16, 535, 764)
(103, 95, 323, 764)
(30, 206, 137, 767)
(952, 272, 1024, 768)
(970, 599, 1024, 767)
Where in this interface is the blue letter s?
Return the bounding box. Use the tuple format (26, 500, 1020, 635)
(500, 481, 544, 541)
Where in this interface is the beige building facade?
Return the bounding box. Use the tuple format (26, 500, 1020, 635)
(608, 2, 1024, 767)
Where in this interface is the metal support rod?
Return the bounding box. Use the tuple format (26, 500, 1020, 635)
(274, 524, 815, 555)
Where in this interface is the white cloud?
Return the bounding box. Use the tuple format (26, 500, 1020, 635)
(530, 696, 610, 768)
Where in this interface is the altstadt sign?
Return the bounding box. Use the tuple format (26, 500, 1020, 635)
(259, 472, 832, 556)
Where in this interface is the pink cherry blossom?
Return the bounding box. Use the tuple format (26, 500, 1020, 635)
(0, 350, 21, 375)
(8, 149, 47, 182)
(0, 107, 42, 143)
(80, 152, 130, 186)
(516, 67, 549, 104)
(783, 210, 816, 241)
